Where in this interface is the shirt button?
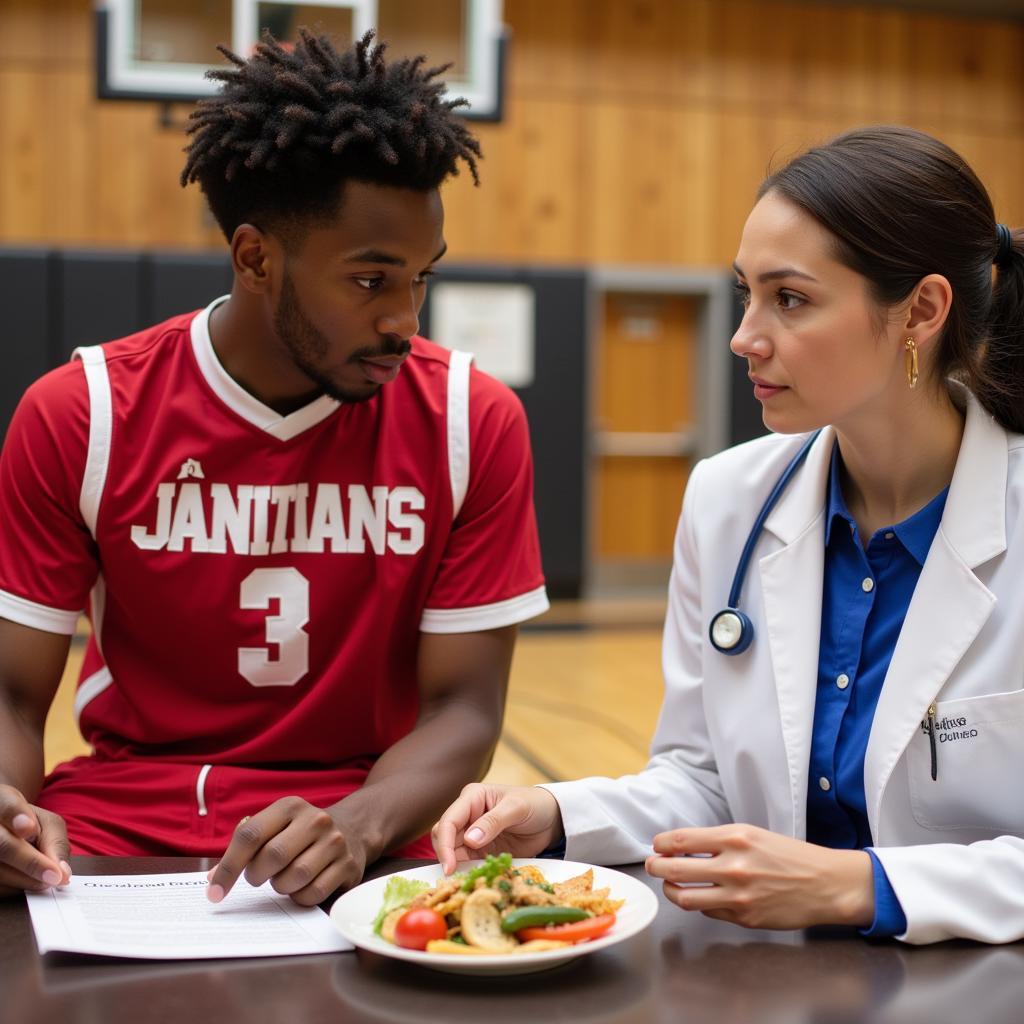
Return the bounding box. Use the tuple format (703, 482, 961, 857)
(884, 532, 894, 540)
(861, 577, 874, 592)
(836, 673, 850, 690)
(819, 777, 831, 792)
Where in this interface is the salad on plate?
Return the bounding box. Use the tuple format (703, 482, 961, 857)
(372, 853, 624, 956)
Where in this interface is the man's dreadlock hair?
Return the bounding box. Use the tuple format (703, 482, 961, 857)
(181, 29, 481, 242)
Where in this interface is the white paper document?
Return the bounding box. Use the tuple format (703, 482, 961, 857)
(26, 871, 353, 959)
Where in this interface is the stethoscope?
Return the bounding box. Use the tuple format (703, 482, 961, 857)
(709, 430, 823, 655)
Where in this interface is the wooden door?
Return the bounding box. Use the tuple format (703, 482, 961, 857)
(593, 292, 696, 580)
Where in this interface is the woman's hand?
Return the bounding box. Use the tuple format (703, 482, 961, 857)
(645, 824, 875, 930)
(431, 783, 564, 875)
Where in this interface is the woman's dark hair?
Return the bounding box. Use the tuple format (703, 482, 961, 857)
(181, 29, 481, 243)
(759, 125, 1024, 433)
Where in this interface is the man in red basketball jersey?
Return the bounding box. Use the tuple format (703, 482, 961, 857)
(0, 31, 547, 905)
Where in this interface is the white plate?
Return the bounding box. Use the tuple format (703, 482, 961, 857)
(330, 858, 659, 976)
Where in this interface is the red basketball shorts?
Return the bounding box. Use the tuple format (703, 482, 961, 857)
(37, 756, 436, 860)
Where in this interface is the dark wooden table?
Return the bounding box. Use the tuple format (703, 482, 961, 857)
(3, 857, 1024, 1024)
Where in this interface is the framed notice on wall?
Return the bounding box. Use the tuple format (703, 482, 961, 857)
(95, 0, 506, 120)
(430, 281, 536, 389)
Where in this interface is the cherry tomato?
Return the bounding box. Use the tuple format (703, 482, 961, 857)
(393, 908, 448, 950)
(516, 912, 616, 944)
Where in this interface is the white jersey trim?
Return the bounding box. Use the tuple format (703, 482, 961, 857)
(420, 585, 550, 634)
(74, 666, 113, 724)
(72, 345, 113, 538)
(0, 589, 81, 635)
(447, 350, 473, 521)
(190, 297, 340, 442)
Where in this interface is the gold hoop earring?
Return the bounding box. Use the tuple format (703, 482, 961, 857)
(904, 337, 919, 389)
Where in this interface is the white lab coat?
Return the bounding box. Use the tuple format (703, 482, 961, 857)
(545, 387, 1024, 943)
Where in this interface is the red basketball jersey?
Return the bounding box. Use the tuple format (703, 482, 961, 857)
(0, 299, 547, 769)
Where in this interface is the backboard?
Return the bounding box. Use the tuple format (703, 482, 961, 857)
(95, 0, 505, 120)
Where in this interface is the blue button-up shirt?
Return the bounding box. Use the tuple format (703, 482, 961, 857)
(807, 443, 948, 937)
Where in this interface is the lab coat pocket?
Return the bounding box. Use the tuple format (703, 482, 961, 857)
(907, 688, 1024, 835)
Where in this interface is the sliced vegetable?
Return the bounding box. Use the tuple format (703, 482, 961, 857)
(372, 876, 431, 935)
(393, 908, 448, 950)
(516, 912, 617, 945)
(459, 852, 514, 892)
(460, 888, 517, 952)
(499, 905, 589, 933)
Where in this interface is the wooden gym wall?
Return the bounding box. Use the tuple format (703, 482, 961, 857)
(2, 0, 1024, 260)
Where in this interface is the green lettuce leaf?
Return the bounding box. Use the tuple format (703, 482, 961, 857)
(372, 876, 431, 935)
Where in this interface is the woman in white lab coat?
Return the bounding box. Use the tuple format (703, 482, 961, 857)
(432, 126, 1024, 945)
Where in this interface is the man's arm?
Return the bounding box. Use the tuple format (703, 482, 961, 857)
(0, 618, 74, 895)
(206, 626, 516, 905)
(333, 626, 517, 854)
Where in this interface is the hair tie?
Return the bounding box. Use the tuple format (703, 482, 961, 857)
(995, 223, 1015, 268)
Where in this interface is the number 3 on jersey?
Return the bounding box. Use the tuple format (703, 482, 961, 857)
(238, 568, 310, 687)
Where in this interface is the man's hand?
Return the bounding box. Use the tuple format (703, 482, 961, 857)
(645, 824, 875, 930)
(206, 796, 366, 907)
(0, 785, 71, 897)
(431, 782, 563, 875)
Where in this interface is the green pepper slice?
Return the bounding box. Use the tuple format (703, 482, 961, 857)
(500, 906, 589, 933)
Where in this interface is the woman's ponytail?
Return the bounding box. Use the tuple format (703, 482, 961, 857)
(975, 226, 1024, 434)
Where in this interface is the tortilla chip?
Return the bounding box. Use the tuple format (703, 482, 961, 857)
(552, 869, 594, 900)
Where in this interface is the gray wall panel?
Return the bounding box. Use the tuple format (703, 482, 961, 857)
(55, 250, 147, 362)
(0, 249, 54, 442)
(421, 265, 587, 598)
(149, 252, 233, 323)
